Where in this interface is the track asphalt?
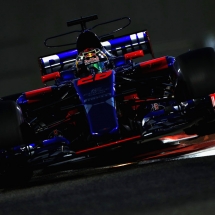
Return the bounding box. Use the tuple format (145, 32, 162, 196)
(1, 135, 215, 215)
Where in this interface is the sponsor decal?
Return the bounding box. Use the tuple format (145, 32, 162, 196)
(151, 103, 164, 111)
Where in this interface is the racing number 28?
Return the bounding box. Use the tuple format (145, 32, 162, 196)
(77, 70, 112, 86)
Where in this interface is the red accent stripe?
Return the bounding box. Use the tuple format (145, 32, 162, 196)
(25, 87, 52, 99)
(41, 72, 60, 83)
(124, 50, 144, 60)
(139, 57, 168, 73)
(27, 99, 41, 104)
(124, 93, 139, 100)
(76, 135, 141, 155)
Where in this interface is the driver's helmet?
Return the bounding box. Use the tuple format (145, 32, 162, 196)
(76, 48, 109, 77)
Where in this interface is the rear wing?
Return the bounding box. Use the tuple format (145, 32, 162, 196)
(38, 30, 154, 77)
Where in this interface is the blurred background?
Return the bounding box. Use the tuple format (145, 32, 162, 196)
(0, 0, 214, 96)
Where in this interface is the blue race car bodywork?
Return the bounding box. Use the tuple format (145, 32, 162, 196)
(1, 15, 215, 184)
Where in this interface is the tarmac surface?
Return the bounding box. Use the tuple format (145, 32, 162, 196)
(1, 134, 215, 215)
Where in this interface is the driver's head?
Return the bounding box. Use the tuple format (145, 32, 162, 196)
(76, 31, 102, 53)
(76, 48, 109, 77)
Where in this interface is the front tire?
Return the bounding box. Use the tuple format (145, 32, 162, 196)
(174, 47, 215, 101)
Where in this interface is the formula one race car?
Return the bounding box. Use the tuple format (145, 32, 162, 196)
(1, 15, 215, 184)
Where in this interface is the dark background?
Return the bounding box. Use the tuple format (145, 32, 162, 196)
(0, 0, 214, 96)
(0, 2, 215, 214)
